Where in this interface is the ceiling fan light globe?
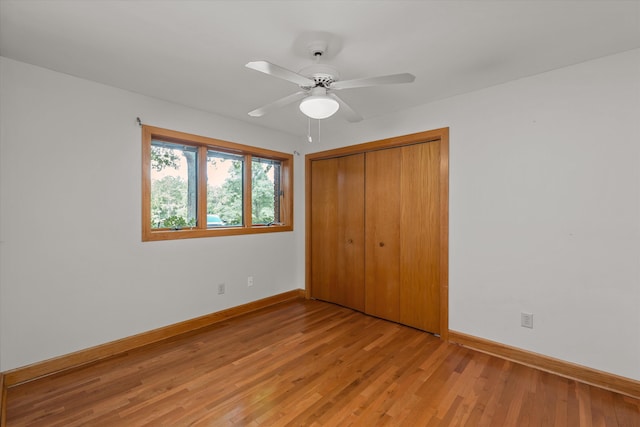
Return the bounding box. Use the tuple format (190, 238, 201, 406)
(299, 96, 339, 119)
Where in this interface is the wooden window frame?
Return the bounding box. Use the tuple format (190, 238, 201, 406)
(142, 125, 293, 241)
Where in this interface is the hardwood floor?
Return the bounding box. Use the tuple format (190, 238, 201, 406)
(5, 299, 640, 426)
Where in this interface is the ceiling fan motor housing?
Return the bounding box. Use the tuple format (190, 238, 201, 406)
(296, 40, 340, 89)
(298, 64, 340, 89)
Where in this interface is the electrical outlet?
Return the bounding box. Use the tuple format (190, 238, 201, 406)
(247, 276, 254, 287)
(218, 283, 225, 295)
(521, 312, 533, 329)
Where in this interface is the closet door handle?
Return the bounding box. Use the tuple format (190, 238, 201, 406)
(379, 242, 385, 247)
(347, 238, 353, 244)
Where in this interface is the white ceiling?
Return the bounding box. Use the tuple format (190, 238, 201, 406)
(1, 1, 639, 137)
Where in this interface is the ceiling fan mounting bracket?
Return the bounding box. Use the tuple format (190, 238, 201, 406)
(306, 40, 328, 58)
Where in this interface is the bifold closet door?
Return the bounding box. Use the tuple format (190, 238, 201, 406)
(365, 142, 441, 334)
(310, 154, 365, 311)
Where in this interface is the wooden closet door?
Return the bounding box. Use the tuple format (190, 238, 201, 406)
(399, 142, 441, 333)
(365, 148, 401, 321)
(310, 154, 365, 311)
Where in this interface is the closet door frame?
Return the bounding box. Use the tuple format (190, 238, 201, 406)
(305, 128, 450, 341)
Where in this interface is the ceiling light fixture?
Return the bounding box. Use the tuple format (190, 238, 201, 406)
(299, 87, 339, 119)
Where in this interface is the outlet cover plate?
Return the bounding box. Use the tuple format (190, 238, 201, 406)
(521, 312, 533, 329)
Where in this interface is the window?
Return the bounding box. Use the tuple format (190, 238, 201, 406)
(207, 150, 245, 227)
(149, 142, 198, 229)
(142, 125, 293, 241)
(252, 157, 281, 225)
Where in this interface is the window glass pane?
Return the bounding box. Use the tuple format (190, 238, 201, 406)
(207, 151, 244, 227)
(252, 157, 281, 225)
(150, 141, 198, 229)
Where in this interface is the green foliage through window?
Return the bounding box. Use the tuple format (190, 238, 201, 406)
(150, 143, 197, 229)
(207, 151, 244, 226)
(252, 158, 280, 225)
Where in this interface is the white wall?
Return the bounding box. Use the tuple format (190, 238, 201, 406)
(2, 49, 639, 382)
(0, 57, 306, 371)
(313, 49, 640, 380)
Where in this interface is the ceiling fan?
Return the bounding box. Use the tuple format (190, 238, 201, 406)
(245, 42, 415, 122)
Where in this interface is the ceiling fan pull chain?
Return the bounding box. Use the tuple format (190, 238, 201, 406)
(307, 117, 312, 143)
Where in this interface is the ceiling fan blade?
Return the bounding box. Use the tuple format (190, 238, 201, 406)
(329, 94, 363, 123)
(248, 91, 308, 117)
(329, 73, 415, 90)
(246, 61, 315, 87)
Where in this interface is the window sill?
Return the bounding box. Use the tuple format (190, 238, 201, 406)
(142, 224, 293, 242)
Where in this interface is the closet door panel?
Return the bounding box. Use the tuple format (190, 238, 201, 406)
(310, 159, 339, 303)
(365, 148, 401, 321)
(336, 155, 365, 311)
(399, 142, 441, 333)
(310, 154, 365, 310)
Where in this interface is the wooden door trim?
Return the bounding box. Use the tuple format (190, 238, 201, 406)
(305, 128, 449, 341)
(438, 131, 449, 341)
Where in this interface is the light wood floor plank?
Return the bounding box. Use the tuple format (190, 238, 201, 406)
(5, 299, 640, 426)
